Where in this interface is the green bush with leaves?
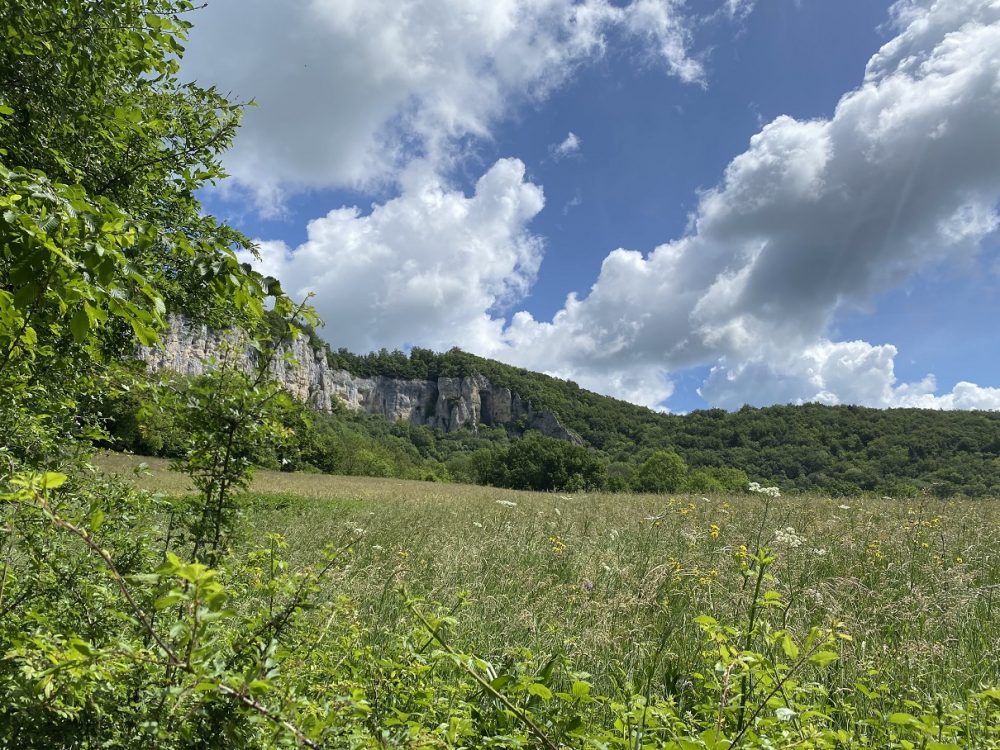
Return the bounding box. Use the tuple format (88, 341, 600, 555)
(476, 431, 609, 492)
(634, 450, 688, 493)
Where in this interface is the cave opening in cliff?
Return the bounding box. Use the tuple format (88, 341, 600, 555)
(479, 391, 494, 426)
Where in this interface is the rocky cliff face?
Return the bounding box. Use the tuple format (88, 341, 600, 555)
(139, 315, 580, 442)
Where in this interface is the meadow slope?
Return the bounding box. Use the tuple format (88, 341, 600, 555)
(99, 453, 1000, 708)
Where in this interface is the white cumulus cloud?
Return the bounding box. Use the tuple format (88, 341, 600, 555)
(248, 159, 545, 355)
(699, 339, 945, 409)
(907, 382, 1000, 411)
(492, 0, 1000, 410)
(182, 0, 704, 213)
(225, 0, 1000, 413)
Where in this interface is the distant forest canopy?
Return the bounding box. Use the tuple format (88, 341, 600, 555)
(111, 316, 1000, 498)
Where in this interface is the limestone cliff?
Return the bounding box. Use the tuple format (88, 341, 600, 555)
(139, 315, 580, 442)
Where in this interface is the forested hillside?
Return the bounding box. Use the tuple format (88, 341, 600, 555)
(277, 333, 1000, 497)
(109, 335, 1000, 497)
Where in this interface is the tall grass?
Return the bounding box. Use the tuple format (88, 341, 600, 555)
(98, 452, 1000, 709)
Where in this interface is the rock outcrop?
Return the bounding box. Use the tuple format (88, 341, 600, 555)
(139, 315, 580, 442)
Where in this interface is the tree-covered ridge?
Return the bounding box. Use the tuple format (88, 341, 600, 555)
(262, 318, 1000, 497)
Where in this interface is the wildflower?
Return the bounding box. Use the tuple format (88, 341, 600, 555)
(699, 568, 720, 585)
(549, 535, 568, 554)
(581, 579, 594, 592)
(371, 544, 384, 552)
(735, 544, 749, 560)
(748, 481, 781, 498)
(472, 521, 483, 528)
(773, 526, 806, 548)
(838, 504, 851, 510)
(496, 500, 517, 508)
(709, 523, 721, 539)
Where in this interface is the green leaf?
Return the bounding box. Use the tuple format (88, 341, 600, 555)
(976, 688, 1000, 705)
(809, 650, 839, 667)
(154, 592, 184, 610)
(563, 716, 583, 734)
(69, 307, 90, 343)
(490, 675, 514, 690)
(125, 573, 161, 585)
(41, 472, 67, 489)
(700, 727, 731, 749)
(571, 680, 591, 699)
(68, 639, 94, 657)
(131, 320, 159, 346)
(781, 633, 799, 659)
(248, 679, 271, 695)
(527, 683, 552, 701)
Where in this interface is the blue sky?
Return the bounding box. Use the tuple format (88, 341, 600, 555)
(188, 0, 1000, 412)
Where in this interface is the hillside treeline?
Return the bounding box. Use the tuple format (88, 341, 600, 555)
(104, 353, 999, 497)
(241, 326, 1000, 497)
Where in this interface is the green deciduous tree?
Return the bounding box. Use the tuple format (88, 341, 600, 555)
(0, 2, 330, 745)
(634, 450, 687, 493)
(478, 432, 607, 492)
(0, 0, 300, 468)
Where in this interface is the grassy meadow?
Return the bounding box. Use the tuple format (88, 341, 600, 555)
(97, 454, 1000, 718)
